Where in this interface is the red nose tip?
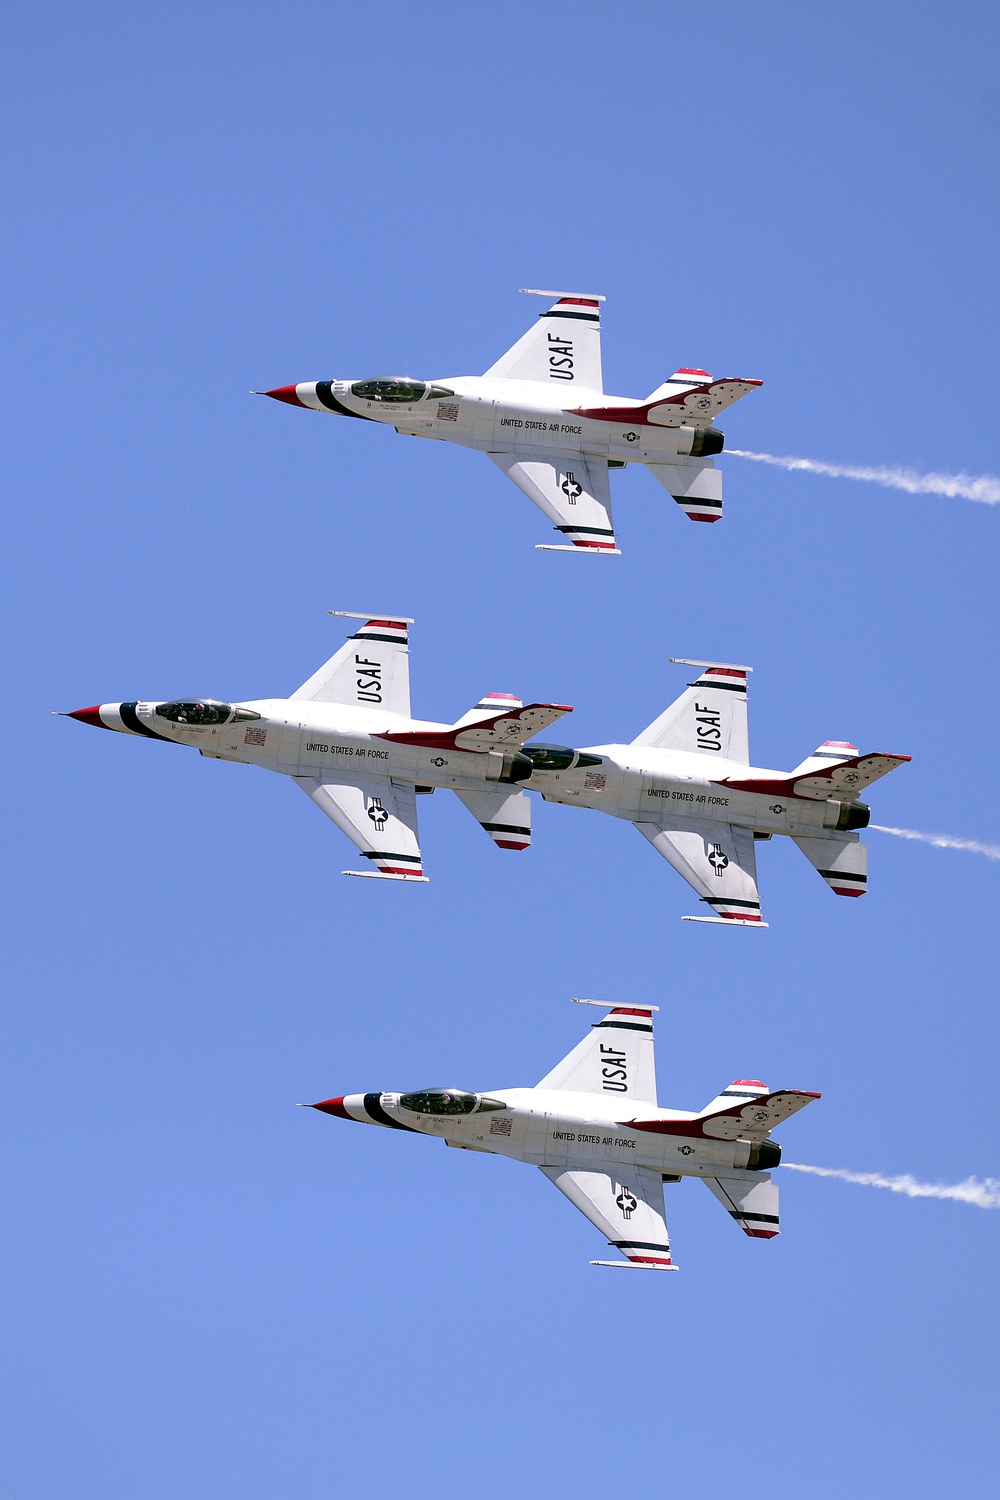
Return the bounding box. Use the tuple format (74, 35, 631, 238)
(68, 705, 111, 729)
(264, 384, 306, 407)
(311, 1096, 352, 1119)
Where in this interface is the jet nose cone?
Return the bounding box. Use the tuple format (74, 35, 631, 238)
(263, 384, 306, 407)
(67, 705, 112, 729)
(311, 1096, 352, 1119)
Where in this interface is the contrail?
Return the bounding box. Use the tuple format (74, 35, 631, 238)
(727, 449, 1000, 506)
(870, 824, 1000, 861)
(784, 1163, 1000, 1209)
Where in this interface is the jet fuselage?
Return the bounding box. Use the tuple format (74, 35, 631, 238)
(270, 375, 721, 470)
(317, 1086, 780, 1181)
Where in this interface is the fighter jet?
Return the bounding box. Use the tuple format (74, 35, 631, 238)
(65, 623, 909, 921)
(260, 290, 762, 554)
(309, 998, 820, 1269)
(532, 658, 911, 927)
(63, 611, 576, 880)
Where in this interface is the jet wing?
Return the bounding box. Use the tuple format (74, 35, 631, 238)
(484, 292, 603, 392)
(634, 817, 765, 925)
(540, 1163, 675, 1267)
(292, 614, 411, 717)
(632, 661, 749, 759)
(296, 775, 427, 880)
(537, 1005, 657, 1105)
(488, 451, 620, 553)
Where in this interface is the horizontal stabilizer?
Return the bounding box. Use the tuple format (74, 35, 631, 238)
(703, 1174, 780, 1238)
(454, 788, 532, 851)
(721, 750, 911, 802)
(644, 368, 713, 401)
(590, 1258, 679, 1271)
(452, 693, 523, 729)
(793, 835, 868, 897)
(647, 462, 723, 523)
(377, 701, 572, 754)
(789, 740, 859, 777)
(699, 1078, 769, 1115)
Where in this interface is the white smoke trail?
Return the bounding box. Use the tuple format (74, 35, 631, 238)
(727, 449, 1000, 505)
(870, 824, 1000, 861)
(783, 1163, 1000, 1209)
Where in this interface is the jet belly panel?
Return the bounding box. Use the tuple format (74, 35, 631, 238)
(534, 754, 628, 816)
(283, 722, 386, 781)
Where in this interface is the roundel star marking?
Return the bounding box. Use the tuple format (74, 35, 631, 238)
(367, 797, 389, 831)
(708, 844, 729, 875)
(560, 473, 583, 503)
(615, 1186, 638, 1220)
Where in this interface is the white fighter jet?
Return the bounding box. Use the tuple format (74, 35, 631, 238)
(309, 999, 820, 1269)
(534, 658, 911, 927)
(63, 611, 575, 880)
(260, 290, 762, 553)
(65, 620, 909, 922)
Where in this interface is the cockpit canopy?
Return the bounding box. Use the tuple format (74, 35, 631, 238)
(351, 378, 427, 403)
(154, 700, 261, 727)
(349, 378, 455, 404)
(520, 742, 604, 771)
(398, 1089, 507, 1116)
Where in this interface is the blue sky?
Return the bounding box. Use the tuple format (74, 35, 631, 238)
(4, 4, 999, 1495)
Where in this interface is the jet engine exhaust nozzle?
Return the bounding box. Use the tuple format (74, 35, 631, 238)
(837, 800, 871, 832)
(746, 1139, 782, 1172)
(497, 750, 534, 784)
(676, 426, 725, 459)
